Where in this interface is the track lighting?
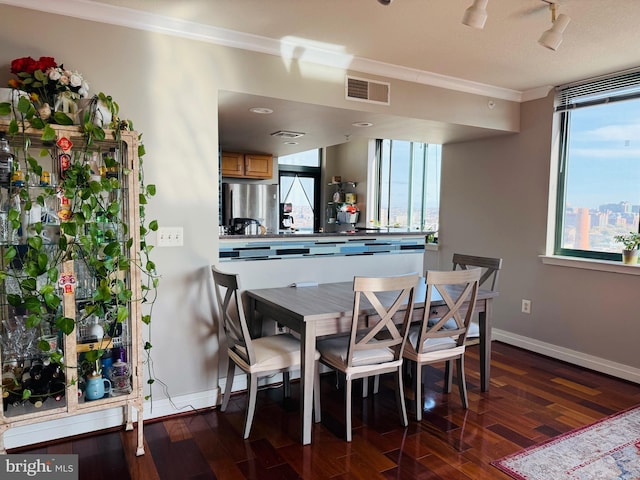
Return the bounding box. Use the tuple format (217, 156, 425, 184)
(462, 0, 488, 30)
(538, 2, 570, 51)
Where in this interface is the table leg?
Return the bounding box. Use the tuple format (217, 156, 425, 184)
(300, 321, 316, 445)
(479, 299, 493, 392)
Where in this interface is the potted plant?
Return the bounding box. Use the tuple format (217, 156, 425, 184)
(614, 232, 640, 264)
(0, 59, 159, 407)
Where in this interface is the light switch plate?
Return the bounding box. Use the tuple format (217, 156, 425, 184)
(157, 227, 184, 247)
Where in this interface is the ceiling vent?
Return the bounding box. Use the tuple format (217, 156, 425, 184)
(270, 130, 305, 139)
(346, 76, 390, 105)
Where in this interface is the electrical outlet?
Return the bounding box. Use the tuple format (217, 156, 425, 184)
(157, 227, 184, 247)
(521, 299, 532, 314)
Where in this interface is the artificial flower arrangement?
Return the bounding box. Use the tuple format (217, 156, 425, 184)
(8, 56, 89, 124)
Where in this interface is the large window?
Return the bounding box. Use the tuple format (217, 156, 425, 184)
(555, 70, 640, 260)
(373, 139, 441, 232)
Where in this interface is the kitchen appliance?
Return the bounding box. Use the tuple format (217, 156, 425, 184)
(230, 217, 261, 235)
(279, 202, 294, 230)
(222, 182, 278, 234)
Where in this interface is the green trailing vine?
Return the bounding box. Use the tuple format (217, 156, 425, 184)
(0, 91, 159, 403)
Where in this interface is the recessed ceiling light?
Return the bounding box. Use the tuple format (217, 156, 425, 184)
(284, 141, 299, 145)
(352, 121, 373, 127)
(249, 107, 273, 114)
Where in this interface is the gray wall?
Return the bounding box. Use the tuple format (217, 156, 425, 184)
(441, 95, 640, 372)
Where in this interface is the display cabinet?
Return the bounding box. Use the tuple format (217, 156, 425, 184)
(0, 121, 144, 455)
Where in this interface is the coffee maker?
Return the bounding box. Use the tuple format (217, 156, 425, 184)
(279, 203, 294, 231)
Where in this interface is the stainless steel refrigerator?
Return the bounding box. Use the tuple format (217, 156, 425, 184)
(222, 183, 278, 234)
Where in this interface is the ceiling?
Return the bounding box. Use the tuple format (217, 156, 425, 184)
(14, 0, 640, 156)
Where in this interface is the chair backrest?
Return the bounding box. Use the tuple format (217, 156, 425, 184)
(412, 268, 481, 352)
(452, 253, 502, 291)
(211, 266, 256, 365)
(347, 273, 420, 368)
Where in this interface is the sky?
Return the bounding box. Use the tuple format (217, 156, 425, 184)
(565, 99, 640, 210)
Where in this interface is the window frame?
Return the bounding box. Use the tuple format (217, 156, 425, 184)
(553, 69, 640, 262)
(372, 138, 440, 232)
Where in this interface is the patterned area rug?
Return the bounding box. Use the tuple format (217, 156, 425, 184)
(492, 405, 640, 480)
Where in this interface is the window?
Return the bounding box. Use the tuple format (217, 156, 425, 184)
(372, 139, 441, 232)
(554, 70, 640, 260)
(279, 149, 321, 232)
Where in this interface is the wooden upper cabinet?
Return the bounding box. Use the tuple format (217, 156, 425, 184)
(221, 152, 273, 179)
(221, 152, 245, 177)
(244, 154, 273, 178)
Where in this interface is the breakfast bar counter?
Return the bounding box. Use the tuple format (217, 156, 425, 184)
(219, 230, 435, 262)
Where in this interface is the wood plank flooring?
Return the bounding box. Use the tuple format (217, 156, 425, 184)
(10, 342, 640, 479)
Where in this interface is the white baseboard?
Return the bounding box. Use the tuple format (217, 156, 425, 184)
(3, 388, 220, 450)
(493, 328, 640, 384)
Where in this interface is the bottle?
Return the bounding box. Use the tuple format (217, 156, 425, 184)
(0, 136, 14, 187)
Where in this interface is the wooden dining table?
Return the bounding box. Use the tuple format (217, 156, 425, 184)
(245, 278, 498, 445)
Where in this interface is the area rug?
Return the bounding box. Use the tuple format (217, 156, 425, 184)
(492, 405, 640, 480)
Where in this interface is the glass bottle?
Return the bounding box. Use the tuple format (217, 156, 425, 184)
(0, 136, 14, 187)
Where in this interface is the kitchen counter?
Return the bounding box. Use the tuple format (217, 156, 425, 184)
(219, 229, 436, 262)
(220, 228, 434, 240)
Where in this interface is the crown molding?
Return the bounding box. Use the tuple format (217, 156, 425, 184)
(1, 0, 548, 103)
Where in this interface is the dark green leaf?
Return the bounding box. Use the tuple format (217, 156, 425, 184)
(56, 316, 75, 335)
(25, 313, 41, 328)
(149, 220, 158, 231)
(38, 338, 51, 352)
(52, 111, 74, 125)
(0, 102, 10, 116)
(24, 296, 43, 313)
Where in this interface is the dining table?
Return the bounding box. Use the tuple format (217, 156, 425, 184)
(245, 278, 498, 445)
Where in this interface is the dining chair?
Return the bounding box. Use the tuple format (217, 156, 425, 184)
(451, 253, 502, 343)
(403, 268, 481, 421)
(211, 266, 321, 439)
(316, 272, 420, 441)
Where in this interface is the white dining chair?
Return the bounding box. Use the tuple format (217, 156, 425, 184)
(211, 266, 321, 439)
(403, 268, 481, 420)
(317, 272, 419, 441)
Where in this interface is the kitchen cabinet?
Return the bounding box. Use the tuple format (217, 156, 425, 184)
(0, 121, 144, 455)
(221, 151, 273, 179)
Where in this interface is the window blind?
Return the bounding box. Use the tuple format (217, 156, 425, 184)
(556, 67, 640, 112)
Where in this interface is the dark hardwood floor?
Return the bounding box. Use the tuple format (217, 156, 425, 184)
(10, 342, 640, 479)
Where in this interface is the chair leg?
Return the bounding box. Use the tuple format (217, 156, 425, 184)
(313, 361, 322, 423)
(221, 360, 236, 411)
(243, 373, 259, 439)
(396, 367, 408, 427)
(373, 374, 380, 394)
(444, 360, 454, 393)
(414, 362, 423, 422)
(362, 377, 369, 398)
(283, 371, 291, 398)
(345, 377, 353, 442)
(456, 356, 469, 409)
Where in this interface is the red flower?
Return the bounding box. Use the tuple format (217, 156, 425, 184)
(10, 56, 57, 75)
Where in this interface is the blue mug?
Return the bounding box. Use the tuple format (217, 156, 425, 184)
(85, 374, 111, 401)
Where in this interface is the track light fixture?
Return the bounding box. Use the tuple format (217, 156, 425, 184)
(538, 2, 570, 51)
(462, 0, 488, 30)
